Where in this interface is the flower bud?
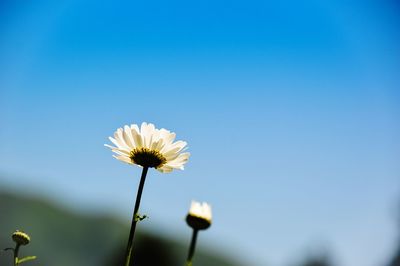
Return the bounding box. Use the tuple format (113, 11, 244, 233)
(12, 230, 30, 246)
(186, 201, 212, 230)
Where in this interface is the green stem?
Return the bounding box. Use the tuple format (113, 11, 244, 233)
(14, 244, 20, 266)
(185, 229, 198, 266)
(124, 166, 149, 266)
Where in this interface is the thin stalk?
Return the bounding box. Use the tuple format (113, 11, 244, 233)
(124, 166, 149, 266)
(14, 244, 20, 266)
(186, 229, 198, 266)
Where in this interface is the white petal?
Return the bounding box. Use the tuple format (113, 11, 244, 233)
(111, 148, 131, 156)
(123, 125, 136, 149)
(157, 165, 173, 173)
(150, 139, 162, 151)
(170, 152, 190, 163)
(164, 152, 190, 169)
(104, 143, 116, 149)
(145, 123, 156, 146)
(113, 155, 132, 164)
(162, 144, 187, 160)
(130, 125, 143, 148)
(131, 124, 140, 133)
(114, 128, 130, 150)
(159, 129, 175, 145)
(161, 140, 187, 154)
(108, 137, 122, 149)
(105, 143, 131, 154)
(188, 201, 212, 221)
(140, 122, 153, 148)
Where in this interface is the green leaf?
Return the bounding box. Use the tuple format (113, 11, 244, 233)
(17, 256, 37, 264)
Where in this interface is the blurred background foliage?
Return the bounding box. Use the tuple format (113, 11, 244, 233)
(1, 188, 399, 266)
(0, 190, 241, 266)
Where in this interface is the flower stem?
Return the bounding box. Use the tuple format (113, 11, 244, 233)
(14, 244, 20, 266)
(125, 166, 149, 266)
(186, 229, 198, 266)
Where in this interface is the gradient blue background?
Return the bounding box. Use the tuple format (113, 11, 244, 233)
(1, 0, 399, 265)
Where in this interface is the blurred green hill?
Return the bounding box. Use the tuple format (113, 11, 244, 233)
(0, 191, 241, 266)
(388, 207, 400, 266)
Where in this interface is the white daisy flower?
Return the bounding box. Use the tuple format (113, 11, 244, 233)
(105, 122, 190, 173)
(186, 201, 212, 230)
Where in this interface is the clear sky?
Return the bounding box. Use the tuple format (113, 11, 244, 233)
(1, 0, 399, 265)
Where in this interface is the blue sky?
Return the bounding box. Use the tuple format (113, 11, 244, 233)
(1, 0, 399, 265)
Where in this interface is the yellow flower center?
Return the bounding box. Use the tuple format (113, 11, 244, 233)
(129, 148, 166, 168)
